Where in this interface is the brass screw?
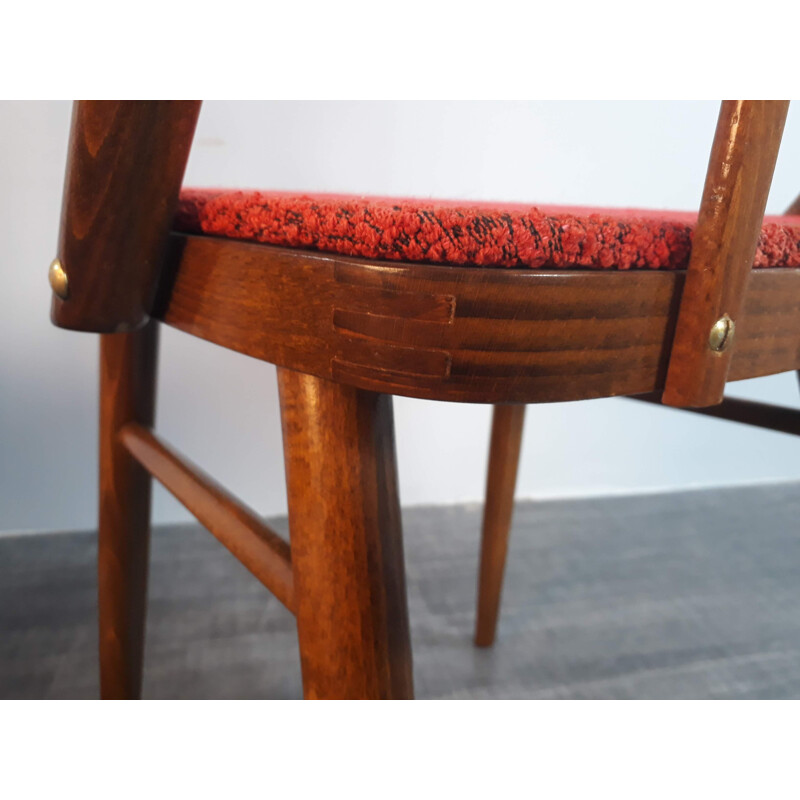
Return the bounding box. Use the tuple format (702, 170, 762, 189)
(709, 314, 735, 352)
(48, 258, 69, 300)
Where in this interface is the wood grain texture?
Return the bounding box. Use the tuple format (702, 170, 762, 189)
(52, 100, 800, 702)
(119, 423, 294, 612)
(475, 404, 526, 647)
(158, 234, 800, 404)
(52, 101, 200, 333)
(98, 322, 159, 699)
(277, 368, 413, 699)
(663, 101, 789, 407)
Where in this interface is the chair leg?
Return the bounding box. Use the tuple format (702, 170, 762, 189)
(475, 404, 526, 648)
(98, 322, 159, 699)
(277, 368, 414, 699)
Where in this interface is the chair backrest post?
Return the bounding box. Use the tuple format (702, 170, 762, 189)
(661, 100, 789, 408)
(50, 100, 201, 333)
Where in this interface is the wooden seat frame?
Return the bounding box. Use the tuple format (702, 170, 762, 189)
(50, 101, 799, 698)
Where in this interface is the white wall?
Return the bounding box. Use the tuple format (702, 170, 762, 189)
(2, 100, 800, 534)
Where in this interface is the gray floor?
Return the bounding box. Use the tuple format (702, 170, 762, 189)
(3, 482, 800, 699)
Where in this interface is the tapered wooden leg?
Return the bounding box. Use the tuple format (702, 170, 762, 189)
(277, 368, 413, 699)
(98, 322, 159, 699)
(475, 403, 526, 648)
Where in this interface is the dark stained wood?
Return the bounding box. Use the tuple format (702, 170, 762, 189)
(475, 404, 526, 647)
(52, 101, 201, 333)
(158, 233, 800, 404)
(662, 101, 789, 408)
(53, 100, 800, 700)
(632, 393, 800, 436)
(119, 423, 295, 612)
(277, 368, 413, 699)
(785, 193, 800, 216)
(98, 322, 159, 699)
(471, 168, 800, 651)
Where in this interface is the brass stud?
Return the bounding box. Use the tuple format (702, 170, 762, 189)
(48, 258, 69, 300)
(709, 314, 735, 352)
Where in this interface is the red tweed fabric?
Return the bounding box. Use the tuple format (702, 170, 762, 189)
(174, 190, 800, 271)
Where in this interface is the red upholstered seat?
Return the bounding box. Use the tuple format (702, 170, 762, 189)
(175, 189, 800, 271)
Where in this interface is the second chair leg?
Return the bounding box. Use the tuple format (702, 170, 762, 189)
(277, 368, 414, 700)
(98, 322, 159, 699)
(475, 403, 526, 648)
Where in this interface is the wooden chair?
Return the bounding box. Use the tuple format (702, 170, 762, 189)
(474, 102, 800, 648)
(49, 100, 798, 699)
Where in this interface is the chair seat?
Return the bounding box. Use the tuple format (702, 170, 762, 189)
(175, 190, 800, 271)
